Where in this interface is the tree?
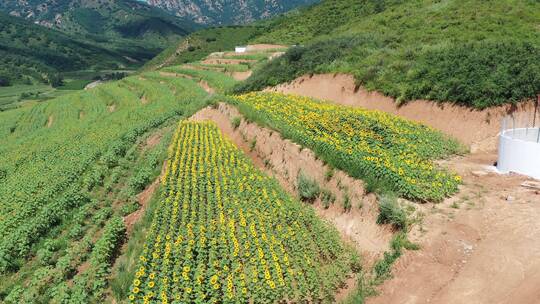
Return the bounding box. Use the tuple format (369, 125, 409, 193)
(0, 75, 10, 87)
(48, 73, 64, 88)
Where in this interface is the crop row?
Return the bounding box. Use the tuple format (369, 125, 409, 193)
(129, 122, 355, 303)
(232, 92, 462, 201)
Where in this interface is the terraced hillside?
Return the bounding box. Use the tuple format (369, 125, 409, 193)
(0, 44, 456, 303)
(2, 4, 540, 301)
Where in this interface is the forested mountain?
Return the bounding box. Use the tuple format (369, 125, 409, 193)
(0, 12, 133, 87)
(0, 0, 195, 41)
(144, 0, 319, 25)
(0, 0, 198, 86)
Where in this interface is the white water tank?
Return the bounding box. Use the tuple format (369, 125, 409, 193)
(497, 127, 540, 180)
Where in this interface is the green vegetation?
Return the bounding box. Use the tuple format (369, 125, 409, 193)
(297, 171, 321, 202)
(321, 189, 336, 209)
(0, 72, 212, 302)
(231, 116, 242, 129)
(238, 0, 540, 108)
(193, 62, 251, 72)
(373, 232, 419, 283)
(0, 12, 130, 86)
(377, 194, 408, 230)
(223, 53, 271, 61)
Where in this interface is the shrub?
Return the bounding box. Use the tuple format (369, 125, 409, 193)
(342, 193, 352, 212)
(120, 200, 140, 216)
(324, 168, 335, 181)
(231, 116, 241, 130)
(127, 167, 153, 193)
(297, 171, 320, 202)
(249, 138, 257, 152)
(376, 194, 407, 230)
(321, 189, 336, 209)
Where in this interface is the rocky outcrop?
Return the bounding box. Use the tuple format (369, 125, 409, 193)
(146, 0, 319, 25)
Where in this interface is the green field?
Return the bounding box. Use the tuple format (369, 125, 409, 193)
(0, 72, 212, 303)
(161, 66, 238, 93)
(0, 84, 76, 111)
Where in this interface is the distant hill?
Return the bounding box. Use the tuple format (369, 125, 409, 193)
(0, 12, 137, 86)
(0, 0, 195, 40)
(0, 0, 198, 86)
(235, 0, 540, 109)
(0, 0, 196, 59)
(144, 0, 319, 25)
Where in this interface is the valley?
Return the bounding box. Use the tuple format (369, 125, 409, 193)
(0, 0, 539, 303)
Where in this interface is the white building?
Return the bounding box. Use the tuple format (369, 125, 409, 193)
(235, 46, 247, 53)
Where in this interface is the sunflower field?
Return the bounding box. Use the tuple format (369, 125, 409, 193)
(129, 122, 355, 303)
(232, 92, 463, 202)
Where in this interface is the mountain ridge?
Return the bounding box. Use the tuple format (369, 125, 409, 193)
(144, 0, 320, 25)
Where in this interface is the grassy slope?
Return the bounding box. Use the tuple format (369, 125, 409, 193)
(237, 0, 540, 108)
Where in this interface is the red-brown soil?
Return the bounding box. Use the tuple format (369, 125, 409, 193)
(368, 151, 540, 304)
(198, 80, 215, 94)
(267, 74, 537, 151)
(246, 44, 287, 51)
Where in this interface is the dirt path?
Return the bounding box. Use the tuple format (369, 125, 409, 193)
(230, 71, 252, 81)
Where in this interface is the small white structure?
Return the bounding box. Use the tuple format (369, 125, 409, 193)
(235, 46, 247, 53)
(497, 116, 540, 180)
